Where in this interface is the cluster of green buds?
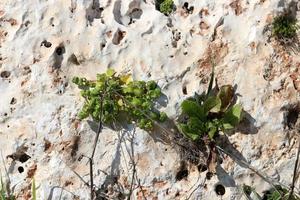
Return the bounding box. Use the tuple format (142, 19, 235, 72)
(72, 69, 167, 130)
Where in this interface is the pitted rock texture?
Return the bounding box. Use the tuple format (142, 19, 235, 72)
(0, 0, 299, 199)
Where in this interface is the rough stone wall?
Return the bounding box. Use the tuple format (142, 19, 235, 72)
(0, 0, 299, 199)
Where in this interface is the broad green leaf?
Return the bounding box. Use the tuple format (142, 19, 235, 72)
(223, 104, 243, 128)
(217, 85, 234, 111)
(106, 68, 115, 77)
(181, 100, 205, 121)
(178, 124, 200, 141)
(203, 96, 221, 114)
(187, 117, 205, 134)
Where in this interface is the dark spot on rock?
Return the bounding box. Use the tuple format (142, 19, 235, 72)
(68, 54, 80, 65)
(41, 40, 52, 48)
(188, 6, 194, 14)
(100, 42, 106, 50)
(182, 85, 187, 95)
(71, 136, 80, 158)
(175, 162, 189, 181)
(175, 191, 180, 197)
(8, 151, 31, 163)
(27, 164, 37, 178)
(206, 172, 213, 180)
(19, 153, 31, 163)
(1, 71, 11, 78)
(18, 166, 24, 173)
(112, 29, 126, 45)
(55, 46, 65, 56)
(285, 105, 299, 129)
(215, 184, 225, 195)
(183, 2, 189, 9)
(183, 51, 188, 55)
(44, 139, 51, 152)
(10, 97, 17, 105)
(197, 164, 207, 172)
(4, 113, 7, 117)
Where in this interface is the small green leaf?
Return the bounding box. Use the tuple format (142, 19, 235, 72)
(223, 104, 243, 128)
(222, 122, 234, 130)
(181, 100, 205, 121)
(203, 96, 221, 114)
(208, 125, 217, 140)
(178, 124, 200, 141)
(106, 68, 115, 77)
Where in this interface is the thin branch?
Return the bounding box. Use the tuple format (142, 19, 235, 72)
(216, 145, 300, 197)
(288, 138, 300, 200)
(89, 81, 106, 199)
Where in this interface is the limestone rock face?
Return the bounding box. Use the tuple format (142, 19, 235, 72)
(0, 0, 299, 199)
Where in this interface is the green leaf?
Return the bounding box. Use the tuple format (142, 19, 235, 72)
(32, 178, 37, 200)
(181, 100, 205, 121)
(187, 117, 205, 134)
(208, 126, 217, 140)
(203, 96, 221, 114)
(222, 122, 234, 130)
(223, 104, 243, 128)
(106, 68, 115, 77)
(1, 176, 6, 200)
(178, 124, 200, 141)
(217, 85, 234, 111)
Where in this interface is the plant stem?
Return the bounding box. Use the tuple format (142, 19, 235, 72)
(288, 138, 300, 200)
(90, 82, 106, 200)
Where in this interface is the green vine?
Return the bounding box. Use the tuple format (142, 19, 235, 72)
(72, 69, 167, 130)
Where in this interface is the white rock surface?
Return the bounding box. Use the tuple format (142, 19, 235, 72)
(0, 0, 299, 199)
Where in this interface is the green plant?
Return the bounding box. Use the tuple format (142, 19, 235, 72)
(73, 69, 167, 130)
(0, 176, 14, 200)
(177, 69, 243, 141)
(264, 186, 300, 200)
(32, 178, 36, 200)
(156, 0, 174, 15)
(272, 14, 299, 39)
(242, 184, 300, 200)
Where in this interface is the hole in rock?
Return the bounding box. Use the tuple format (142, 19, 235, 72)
(183, 2, 189, 9)
(182, 85, 187, 95)
(55, 46, 65, 56)
(215, 184, 225, 196)
(197, 164, 207, 172)
(41, 40, 52, 48)
(19, 153, 31, 163)
(206, 172, 213, 180)
(1, 71, 11, 78)
(7, 151, 31, 163)
(285, 105, 299, 129)
(10, 97, 17, 105)
(175, 162, 189, 181)
(18, 166, 24, 173)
